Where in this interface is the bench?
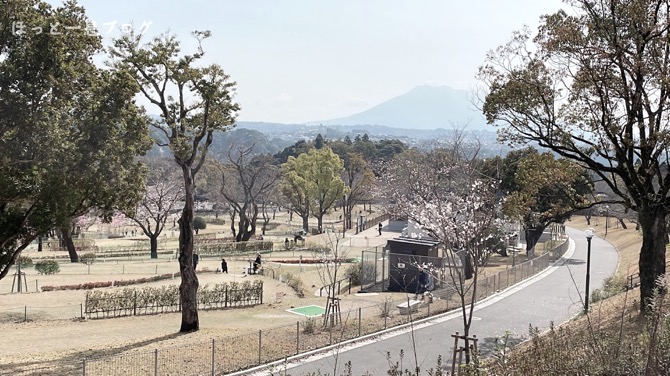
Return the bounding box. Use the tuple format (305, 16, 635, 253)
(397, 300, 421, 315)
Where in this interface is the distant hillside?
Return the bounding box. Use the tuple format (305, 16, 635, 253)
(147, 127, 289, 160)
(317, 85, 487, 130)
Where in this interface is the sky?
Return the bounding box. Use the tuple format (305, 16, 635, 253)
(50, 0, 566, 124)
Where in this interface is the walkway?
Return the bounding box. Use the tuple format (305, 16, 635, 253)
(255, 226, 620, 375)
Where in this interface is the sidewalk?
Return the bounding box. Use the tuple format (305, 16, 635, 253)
(268, 226, 620, 375)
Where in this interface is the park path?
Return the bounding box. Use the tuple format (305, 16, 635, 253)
(251, 226, 619, 375)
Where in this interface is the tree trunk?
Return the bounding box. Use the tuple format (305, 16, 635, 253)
(618, 217, 628, 229)
(237, 217, 254, 241)
(229, 209, 237, 239)
(302, 215, 309, 233)
(150, 235, 158, 259)
(178, 166, 199, 332)
(638, 206, 667, 312)
(317, 214, 323, 234)
(61, 226, 79, 263)
(524, 226, 546, 258)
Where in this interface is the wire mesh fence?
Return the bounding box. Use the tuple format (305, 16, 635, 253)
(2, 236, 572, 375)
(0, 304, 84, 323)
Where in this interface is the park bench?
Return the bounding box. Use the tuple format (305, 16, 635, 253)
(397, 300, 421, 315)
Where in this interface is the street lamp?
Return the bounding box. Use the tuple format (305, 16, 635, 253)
(584, 228, 594, 313)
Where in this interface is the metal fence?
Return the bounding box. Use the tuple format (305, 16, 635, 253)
(1, 236, 570, 376)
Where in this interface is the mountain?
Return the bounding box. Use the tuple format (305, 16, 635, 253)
(318, 85, 486, 130)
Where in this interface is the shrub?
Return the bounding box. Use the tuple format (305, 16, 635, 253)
(193, 217, 207, 233)
(35, 260, 60, 275)
(591, 274, 628, 304)
(302, 317, 316, 334)
(207, 218, 225, 225)
(345, 261, 376, 286)
(378, 296, 394, 318)
(80, 252, 97, 265)
(17, 256, 33, 268)
(281, 272, 306, 297)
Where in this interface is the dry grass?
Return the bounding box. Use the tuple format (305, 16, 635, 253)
(478, 215, 670, 375)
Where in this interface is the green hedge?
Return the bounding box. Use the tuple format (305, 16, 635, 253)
(85, 280, 263, 319)
(35, 260, 60, 275)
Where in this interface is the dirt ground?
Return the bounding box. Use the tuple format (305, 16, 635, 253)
(0, 212, 609, 371)
(0, 206, 405, 368)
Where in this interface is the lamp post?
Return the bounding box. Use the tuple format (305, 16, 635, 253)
(584, 228, 594, 313)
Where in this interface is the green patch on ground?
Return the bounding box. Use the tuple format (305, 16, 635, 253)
(286, 305, 325, 317)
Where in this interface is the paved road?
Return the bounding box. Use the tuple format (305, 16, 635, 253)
(252, 227, 619, 375)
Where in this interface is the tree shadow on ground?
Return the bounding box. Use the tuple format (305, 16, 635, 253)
(562, 258, 586, 265)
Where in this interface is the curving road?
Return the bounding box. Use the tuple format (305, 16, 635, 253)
(248, 227, 619, 375)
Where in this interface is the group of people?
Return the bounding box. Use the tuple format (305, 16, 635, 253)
(217, 252, 262, 274)
(415, 266, 435, 300)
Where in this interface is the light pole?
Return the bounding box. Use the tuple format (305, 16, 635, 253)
(584, 228, 594, 313)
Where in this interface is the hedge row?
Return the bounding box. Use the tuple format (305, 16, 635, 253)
(84, 280, 263, 319)
(41, 272, 183, 292)
(196, 241, 273, 256)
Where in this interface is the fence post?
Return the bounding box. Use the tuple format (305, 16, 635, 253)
(374, 249, 378, 285)
(258, 329, 262, 365)
(24, 305, 27, 322)
(80, 303, 83, 319)
(348, 278, 352, 294)
(260, 282, 263, 304)
(358, 307, 362, 337)
(82, 359, 86, 376)
(296, 321, 300, 355)
(154, 349, 158, 376)
(211, 339, 215, 376)
(36, 279, 38, 292)
(225, 285, 228, 308)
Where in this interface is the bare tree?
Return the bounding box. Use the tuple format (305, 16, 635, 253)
(342, 153, 375, 230)
(124, 158, 183, 258)
(218, 144, 279, 241)
(312, 228, 349, 329)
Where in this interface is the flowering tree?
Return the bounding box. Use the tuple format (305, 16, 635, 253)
(378, 146, 501, 363)
(124, 159, 183, 258)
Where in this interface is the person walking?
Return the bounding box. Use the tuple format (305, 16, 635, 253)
(221, 258, 228, 274)
(378, 222, 383, 236)
(192, 252, 199, 271)
(415, 267, 427, 299)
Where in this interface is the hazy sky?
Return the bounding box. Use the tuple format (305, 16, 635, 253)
(54, 1, 566, 123)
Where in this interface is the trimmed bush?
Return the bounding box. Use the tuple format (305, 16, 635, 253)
(17, 256, 33, 268)
(194, 216, 207, 234)
(80, 252, 97, 265)
(207, 218, 225, 225)
(35, 260, 60, 275)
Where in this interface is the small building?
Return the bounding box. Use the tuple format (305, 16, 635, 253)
(386, 236, 442, 292)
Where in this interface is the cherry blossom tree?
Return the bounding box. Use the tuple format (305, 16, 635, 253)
(124, 159, 183, 258)
(378, 146, 501, 363)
